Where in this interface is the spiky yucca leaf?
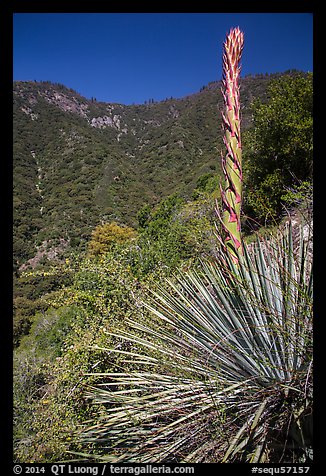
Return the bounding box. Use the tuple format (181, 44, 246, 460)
(77, 222, 312, 463)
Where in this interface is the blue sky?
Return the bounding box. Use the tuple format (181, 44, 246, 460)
(13, 13, 313, 105)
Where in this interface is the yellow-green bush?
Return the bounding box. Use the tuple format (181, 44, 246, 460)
(88, 222, 137, 257)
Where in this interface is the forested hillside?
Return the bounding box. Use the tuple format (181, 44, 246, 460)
(13, 70, 313, 463)
(13, 72, 276, 271)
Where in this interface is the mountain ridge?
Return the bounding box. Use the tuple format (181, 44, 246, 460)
(13, 71, 300, 270)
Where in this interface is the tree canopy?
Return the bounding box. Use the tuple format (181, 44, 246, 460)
(243, 72, 313, 223)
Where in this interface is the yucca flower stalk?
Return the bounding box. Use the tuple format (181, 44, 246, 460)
(216, 27, 244, 262)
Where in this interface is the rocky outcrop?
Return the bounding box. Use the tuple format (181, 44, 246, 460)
(43, 91, 89, 117)
(90, 114, 120, 129)
(19, 238, 70, 271)
(21, 106, 38, 120)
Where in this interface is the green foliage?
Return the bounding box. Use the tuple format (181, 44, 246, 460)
(13, 295, 48, 347)
(244, 169, 285, 223)
(13, 254, 141, 462)
(281, 180, 313, 213)
(131, 195, 188, 275)
(137, 204, 152, 230)
(139, 194, 184, 237)
(243, 72, 313, 224)
(192, 172, 220, 199)
(131, 194, 217, 277)
(14, 306, 75, 461)
(13, 265, 73, 346)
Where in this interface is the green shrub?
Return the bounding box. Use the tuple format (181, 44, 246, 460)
(243, 73, 313, 224)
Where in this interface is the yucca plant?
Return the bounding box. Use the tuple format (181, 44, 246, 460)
(76, 221, 312, 463)
(74, 28, 313, 463)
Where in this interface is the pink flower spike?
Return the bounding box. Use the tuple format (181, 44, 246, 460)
(218, 26, 244, 261)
